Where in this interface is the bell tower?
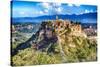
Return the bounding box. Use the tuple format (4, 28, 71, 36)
(56, 15, 58, 20)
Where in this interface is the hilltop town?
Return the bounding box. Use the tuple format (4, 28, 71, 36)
(11, 17, 97, 65)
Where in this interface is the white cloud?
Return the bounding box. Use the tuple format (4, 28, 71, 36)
(39, 11, 44, 14)
(68, 3, 81, 7)
(19, 11, 25, 15)
(85, 10, 90, 13)
(79, 12, 84, 15)
(38, 2, 63, 14)
(57, 7, 62, 13)
(54, 7, 62, 14)
(90, 10, 94, 13)
(74, 4, 81, 7)
(84, 9, 94, 13)
(44, 9, 48, 13)
(42, 2, 50, 9)
(75, 9, 95, 15)
(68, 4, 73, 7)
(39, 9, 48, 15)
(52, 3, 62, 7)
(51, 3, 62, 13)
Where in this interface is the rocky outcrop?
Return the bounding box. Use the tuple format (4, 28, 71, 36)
(12, 19, 87, 56)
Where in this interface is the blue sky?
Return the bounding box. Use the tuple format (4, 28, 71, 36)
(11, 1, 97, 18)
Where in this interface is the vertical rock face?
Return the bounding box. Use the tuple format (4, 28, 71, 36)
(31, 21, 58, 51)
(31, 19, 87, 51)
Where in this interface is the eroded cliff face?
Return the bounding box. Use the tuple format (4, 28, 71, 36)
(30, 19, 87, 53)
(12, 19, 88, 56)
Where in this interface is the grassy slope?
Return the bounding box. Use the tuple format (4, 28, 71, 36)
(12, 36, 97, 66)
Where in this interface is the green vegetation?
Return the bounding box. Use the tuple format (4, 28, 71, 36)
(12, 36, 97, 66)
(12, 47, 62, 66)
(12, 32, 30, 50)
(12, 20, 97, 66)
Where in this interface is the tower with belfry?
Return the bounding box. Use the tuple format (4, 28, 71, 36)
(56, 15, 58, 20)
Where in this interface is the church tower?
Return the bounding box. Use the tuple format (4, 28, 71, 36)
(56, 15, 58, 20)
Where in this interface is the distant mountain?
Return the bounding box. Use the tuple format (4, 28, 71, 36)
(12, 12, 97, 23)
